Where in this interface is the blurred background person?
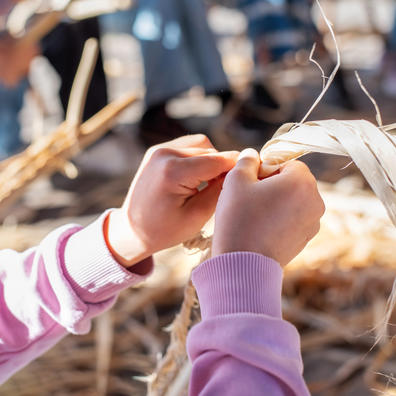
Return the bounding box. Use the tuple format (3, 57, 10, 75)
(0, 2, 108, 159)
(382, 8, 396, 98)
(236, 0, 353, 113)
(130, 0, 233, 146)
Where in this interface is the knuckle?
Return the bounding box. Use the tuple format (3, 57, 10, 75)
(288, 160, 307, 173)
(285, 160, 309, 177)
(146, 146, 159, 158)
(161, 157, 180, 181)
(295, 160, 310, 173)
(229, 166, 247, 181)
(150, 147, 173, 160)
(291, 161, 314, 182)
(193, 134, 211, 146)
(146, 148, 181, 184)
(223, 169, 240, 189)
(296, 173, 317, 196)
(278, 174, 300, 195)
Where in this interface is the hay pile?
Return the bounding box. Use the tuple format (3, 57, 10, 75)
(1, 180, 396, 396)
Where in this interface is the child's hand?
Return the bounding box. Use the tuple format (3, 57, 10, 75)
(212, 149, 325, 267)
(107, 135, 239, 267)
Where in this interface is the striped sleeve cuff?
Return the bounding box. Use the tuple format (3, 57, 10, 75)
(192, 252, 282, 319)
(63, 211, 153, 304)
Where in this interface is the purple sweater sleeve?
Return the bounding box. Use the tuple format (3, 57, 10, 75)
(187, 252, 310, 396)
(0, 211, 153, 384)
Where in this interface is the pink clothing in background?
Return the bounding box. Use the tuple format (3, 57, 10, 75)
(0, 213, 309, 395)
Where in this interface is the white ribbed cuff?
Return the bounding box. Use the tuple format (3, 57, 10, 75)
(63, 211, 153, 303)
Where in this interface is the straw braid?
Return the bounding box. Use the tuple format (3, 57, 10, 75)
(148, 234, 212, 396)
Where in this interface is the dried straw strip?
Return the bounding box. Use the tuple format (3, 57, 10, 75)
(148, 234, 212, 395)
(148, 280, 197, 396)
(354, 71, 383, 128)
(96, 311, 114, 396)
(299, 0, 340, 125)
(0, 93, 136, 216)
(260, 120, 396, 226)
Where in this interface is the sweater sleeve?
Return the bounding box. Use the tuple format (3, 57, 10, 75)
(187, 252, 310, 396)
(0, 211, 153, 384)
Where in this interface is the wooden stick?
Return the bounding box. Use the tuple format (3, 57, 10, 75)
(65, 38, 99, 129)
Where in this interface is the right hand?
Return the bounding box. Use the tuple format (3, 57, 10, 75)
(212, 149, 325, 267)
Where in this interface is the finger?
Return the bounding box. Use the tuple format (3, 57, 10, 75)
(183, 176, 225, 222)
(174, 147, 217, 157)
(258, 161, 281, 179)
(278, 160, 312, 177)
(146, 147, 217, 165)
(157, 134, 215, 150)
(176, 151, 239, 188)
(227, 148, 260, 184)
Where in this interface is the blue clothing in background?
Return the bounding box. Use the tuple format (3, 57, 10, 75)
(0, 18, 107, 160)
(238, 0, 316, 61)
(0, 80, 28, 159)
(131, 0, 229, 107)
(388, 9, 396, 51)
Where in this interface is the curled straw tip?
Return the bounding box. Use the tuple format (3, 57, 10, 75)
(354, 70, 383, 128)
(299, 0, 341, 125)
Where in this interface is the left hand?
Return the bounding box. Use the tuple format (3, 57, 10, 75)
(107, 134, 239, 267)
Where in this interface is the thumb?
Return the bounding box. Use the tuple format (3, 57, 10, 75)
(229, 148, 260, 184)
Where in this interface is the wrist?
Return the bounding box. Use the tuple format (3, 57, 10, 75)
(212, 233, 283, 266)
(104, 209, 151, 268)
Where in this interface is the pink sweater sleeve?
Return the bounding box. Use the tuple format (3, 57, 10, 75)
(187, 252, 310, 396)
(0, 211, 153, 383)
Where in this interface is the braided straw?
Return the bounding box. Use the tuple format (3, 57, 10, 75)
(148, 234, 212, 396)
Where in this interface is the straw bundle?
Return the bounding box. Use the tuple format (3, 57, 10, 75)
(0, 91, 137, 215)
(261, 119, 396, 225)
(3, 181, 396, 395)
(0, 38, 137, 217)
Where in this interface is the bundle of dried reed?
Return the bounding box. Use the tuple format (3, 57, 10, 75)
(4, 181, 396, 395)
(261, 119, 396, 226)
(0, 38, 137, 217)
